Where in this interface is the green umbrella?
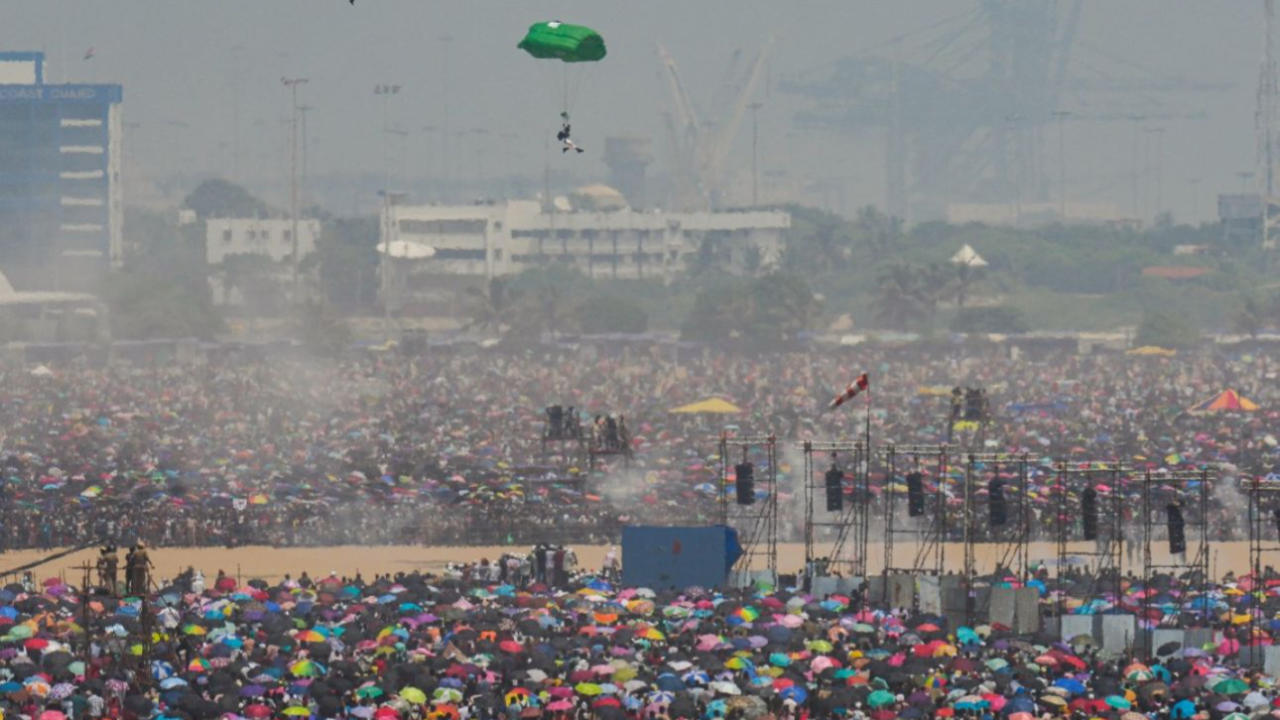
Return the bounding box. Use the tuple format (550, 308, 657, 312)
(1105, 696, 1131, 711)
(1213, 679, 1249, 696)
(868, 690, 896, 709)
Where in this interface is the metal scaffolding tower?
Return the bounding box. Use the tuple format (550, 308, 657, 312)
(960, 452, 1031, 624)
(882, 444, 952, 578)
(1248, 475, 1280, 650)
(802, 440, 871, 584)
(1140, 468, 1213, 634)
(719, 433, 779, 586)
(1053, 462, 1128, 613)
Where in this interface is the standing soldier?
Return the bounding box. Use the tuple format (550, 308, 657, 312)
(129, 542, 153, 595)
(97, 545, 119, 595)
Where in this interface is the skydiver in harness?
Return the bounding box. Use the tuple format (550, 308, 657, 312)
(557, 111, 584, 154)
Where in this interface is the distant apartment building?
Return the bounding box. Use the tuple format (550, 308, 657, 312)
(0, 51, 122, 291)
(205, 218, 320, 306)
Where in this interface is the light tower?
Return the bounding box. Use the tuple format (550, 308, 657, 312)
(281, 76, 309, 305)
(1262, 1, 1280, 248)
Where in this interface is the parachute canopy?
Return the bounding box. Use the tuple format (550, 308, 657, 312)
(518, 21, 606, 63)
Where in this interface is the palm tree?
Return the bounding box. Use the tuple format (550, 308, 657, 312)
(918, 262, 954, 324)
(1233, 296, 1263, 339)
(953, 262, 980, 308)
(463, 277, 520, 334)
(853, 205, 902, 255)
(872, 263, 927, 330)
(531, 282, 566, 339)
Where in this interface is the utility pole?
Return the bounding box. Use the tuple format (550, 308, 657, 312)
(230, 44, 244, 184)
(498, 131, 517, 199)
(1263, 0, 1279, 249)
(374, 83, 402, 340)
(375, 83, 402, 198)
(298, 104, 313, 210)
(440, 34, 454, 198)
(387, 126, 410, 190)
(1053, 110, 1071, 221)
(1145, 127, 1165, 220)
(1264, 0, 1277, 198)
(1128, 115, 1146, 221)
(281, 77, 308, 307)
(471, 128, 490, 190)
(886, 38, 906, 223)
(748, 102, 763, 206)
(1238, 171, 1256, 194)
(1005, 114, 1022, 227)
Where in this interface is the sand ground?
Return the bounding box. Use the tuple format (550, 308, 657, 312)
(0, 540, 1255, 588)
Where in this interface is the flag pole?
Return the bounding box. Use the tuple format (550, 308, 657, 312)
(863, 378, 871, 586)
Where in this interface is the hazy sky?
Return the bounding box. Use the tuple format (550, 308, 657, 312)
(0, 1, 1266, 222)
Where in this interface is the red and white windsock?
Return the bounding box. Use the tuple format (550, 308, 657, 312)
(829, 372, 870, 410)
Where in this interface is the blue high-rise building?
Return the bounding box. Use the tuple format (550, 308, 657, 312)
(0, 51, 122, 291)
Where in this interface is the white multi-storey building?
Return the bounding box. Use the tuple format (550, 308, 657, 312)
(204, 218, 321, 306)
(382, 198, 790, 283)
(205, 218, 320, 266)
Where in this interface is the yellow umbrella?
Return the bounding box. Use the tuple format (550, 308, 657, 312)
(1126, 346, 1176, 357)
(401, 687, 428, 705)
(669, 398, 742, 414)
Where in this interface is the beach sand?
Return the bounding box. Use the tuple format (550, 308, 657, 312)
(0, 540, 1253, 587)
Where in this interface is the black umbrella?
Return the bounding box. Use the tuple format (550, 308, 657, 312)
(124, 694, 155, 715)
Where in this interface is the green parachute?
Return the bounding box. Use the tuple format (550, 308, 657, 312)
(519, 21, 606, 122)
(517, 21, 607, 63)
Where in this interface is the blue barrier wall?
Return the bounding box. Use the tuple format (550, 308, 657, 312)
(621, 525, 741, 590)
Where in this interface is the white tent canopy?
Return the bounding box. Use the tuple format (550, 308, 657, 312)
(950, 243, 988, 267)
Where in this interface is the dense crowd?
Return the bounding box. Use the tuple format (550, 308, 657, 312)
(0, 343, 1275, 551)
(0, 555, 1278, 720)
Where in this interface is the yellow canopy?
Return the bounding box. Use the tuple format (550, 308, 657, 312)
(1126, 346, 1176, 357)
(670, 398, 742, 414)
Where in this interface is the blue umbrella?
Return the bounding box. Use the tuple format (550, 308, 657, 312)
(682, 671, 710, 687)
(1003, 697, 1036, 715)
(655, 674, 684, 692)
(1052, 678, 1085, 696)
(780, 687, 808, 704)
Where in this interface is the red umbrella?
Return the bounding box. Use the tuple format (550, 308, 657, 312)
(243, 704, 272, 719)
(592, 698, 622, 709)
(499, 640, 524, 654)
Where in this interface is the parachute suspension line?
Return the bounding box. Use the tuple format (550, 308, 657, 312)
(562, 64, 570, 116)
(563, 62, 599, 118)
